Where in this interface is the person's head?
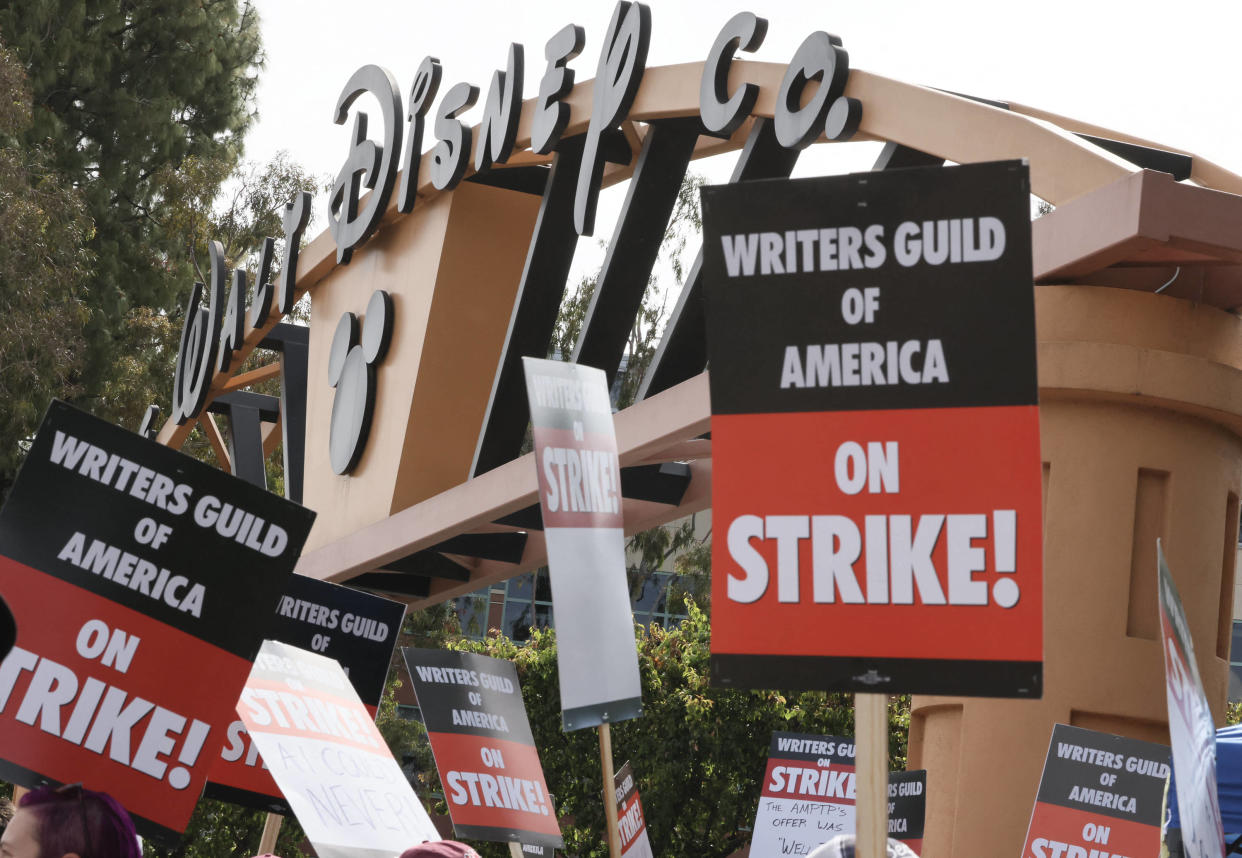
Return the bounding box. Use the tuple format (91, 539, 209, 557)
(398, 842, 481, 858)
(808, 835, 919, 858)
(0, 785, 141, 858)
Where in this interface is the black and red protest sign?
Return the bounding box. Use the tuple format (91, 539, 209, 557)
(403, 647, 563, 849)
(614, 761, 653, 858)
(0, 401, 314, 842)
(205, 576, 406, 811)
(749, 731, 926, 854)
(1021, 724, 1170, 858)
(750, 732, 857, 855)
(702, 161, 1042, 697)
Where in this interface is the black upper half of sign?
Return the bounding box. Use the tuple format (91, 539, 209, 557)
(888, 770, 927, 839)
(401, 647, 537, 746)
(522, 357, 616, 437)
(0, 401, 316, 660)
(701, 161, 1038, 415)
(1035, 724, 1170, 824)
(266, 575, 406, 708)
(767, 731, 855, 766)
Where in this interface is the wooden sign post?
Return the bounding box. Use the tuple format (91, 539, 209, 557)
(600, 722, 622, 858)
(855, 694, 889, 858)
(258, 813, 282, 852)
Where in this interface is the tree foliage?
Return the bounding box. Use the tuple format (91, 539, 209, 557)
(0, 0, 265, 462)
(550, 174, 706, 410)
(0, 42, 92, 482)
(447, 602, 910, 858)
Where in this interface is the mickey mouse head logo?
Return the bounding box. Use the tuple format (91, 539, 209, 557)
(328, 289, 393, 475)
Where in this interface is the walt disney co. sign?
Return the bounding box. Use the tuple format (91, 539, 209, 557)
(171, 3, 863, 475)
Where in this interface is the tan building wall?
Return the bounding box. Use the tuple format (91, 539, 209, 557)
(909, 284, 1242, 857)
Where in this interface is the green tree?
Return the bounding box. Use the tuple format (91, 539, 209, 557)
(0, 42, 92, 480)
(0, 0, 265, 476)
(448, 603, 910, 858)
(550, 174, 706, 410)
(93, 152, 319, 438)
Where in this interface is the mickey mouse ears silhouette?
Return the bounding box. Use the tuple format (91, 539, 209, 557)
(329, 289, 393, 474)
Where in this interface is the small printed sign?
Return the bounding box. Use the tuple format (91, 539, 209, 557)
(750, 731, 926, 855)
(614, 761, 654, 858)
(1159, 542, 1226, 858)
(886, 771, 927, 854)
(0, 401, 314, 842)
(1021, 724, 1169, 858)
(702, 161, 1042, 697)
(206, 576, 406, 811)
(523, 357, 642, 730)
(238, 641, 439, 858)
(402, 647, 563, 849)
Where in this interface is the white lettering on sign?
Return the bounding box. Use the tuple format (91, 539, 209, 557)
(527, 372, 612, 415)
(451, 709, 510, 732)
(540, 445, 620, 514)
(57, 532, 205, 618)
(238, 687, 378, 749)
(0, 644, 209, 790)
(779, 340, 949, 388)
(1027, 838, 1130, 858)
(619, 796, 645, 841)
(48, 431, 194, 515)
(767, 765, 856, 799)
(446, 770, 551, 815)
(725, 510, 1018, 607)
(718, 217, 1005, 277)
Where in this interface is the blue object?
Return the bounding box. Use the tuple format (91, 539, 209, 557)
(1166, 725, 1242, 839)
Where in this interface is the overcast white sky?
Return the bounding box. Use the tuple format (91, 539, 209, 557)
(242, 0, 1242, 282)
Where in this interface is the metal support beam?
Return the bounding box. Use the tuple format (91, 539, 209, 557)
(260, 324, 309, 504)
(637, 118, 799, 401)
(571, 118, 701, 388)
(471, 138, 585, 477)
(207, 392, 279, 489)
(431, 532, 528, 564)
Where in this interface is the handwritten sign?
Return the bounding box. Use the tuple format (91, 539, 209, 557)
(238, 641, 439, 857)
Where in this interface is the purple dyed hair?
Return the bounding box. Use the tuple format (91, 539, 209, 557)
(18, 785, 141, 858)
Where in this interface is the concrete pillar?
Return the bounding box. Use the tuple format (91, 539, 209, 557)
(909, 284, 1242, 857)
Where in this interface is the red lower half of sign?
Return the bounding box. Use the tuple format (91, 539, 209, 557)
(761, 758, 857, 805)
(618, 791, 646, 851)
(427, 731, 562, 843)
(0, 555, 253, 841)
(1023, 802, 1160, 858)
(710, 405, 1042, 694)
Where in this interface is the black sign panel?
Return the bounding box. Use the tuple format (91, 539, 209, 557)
(701, 160, 1036, 417)
(268, 576, 405, 706)
(0, 400, 315, 842)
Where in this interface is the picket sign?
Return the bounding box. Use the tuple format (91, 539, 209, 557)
(855, 694, 888, 858)
(600, 722, 622, 857)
